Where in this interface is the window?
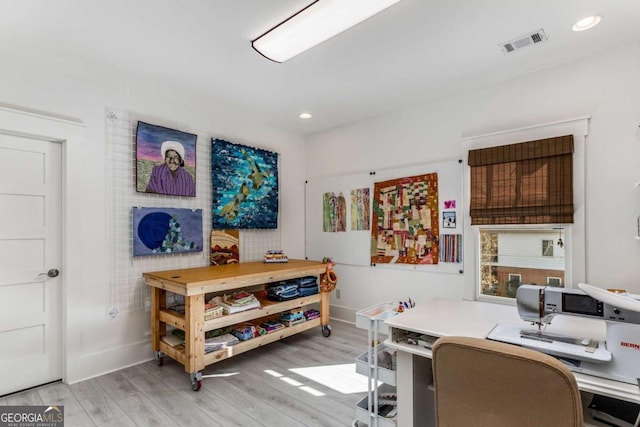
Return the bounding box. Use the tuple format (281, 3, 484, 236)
(469, 134, 575, 301)
(479, 228, 565, 299)
(508, 274, 521, 284)
(463, 118, 587, 302)
(547, 277, 562, 286)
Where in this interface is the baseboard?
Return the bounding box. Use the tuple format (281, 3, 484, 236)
(329, 304, 357, 325)
(65, 339, 153, 385)
(65, 304, 358, 384)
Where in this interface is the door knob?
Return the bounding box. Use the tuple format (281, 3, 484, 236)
(39, 269, 60, 278)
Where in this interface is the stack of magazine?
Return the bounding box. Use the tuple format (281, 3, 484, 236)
(204, 333, 239, 353)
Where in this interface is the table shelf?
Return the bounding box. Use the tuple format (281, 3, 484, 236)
(144, 260, 331, 391)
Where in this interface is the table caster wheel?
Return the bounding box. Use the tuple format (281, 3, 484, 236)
(190, 372, 203, 392)
(155, 351, 165, 366)
(322, 325, 332, 337)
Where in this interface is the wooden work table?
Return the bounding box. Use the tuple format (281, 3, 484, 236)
(143, 259, 331, 391)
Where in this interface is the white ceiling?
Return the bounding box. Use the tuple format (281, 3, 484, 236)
(2, 0, 640, 135)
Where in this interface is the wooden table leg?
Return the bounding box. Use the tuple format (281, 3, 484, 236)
(320, 291, 332, 337)
(320, 291, 330, 326)
(150, 288, 166, 352)
(184, 294, 205, 373)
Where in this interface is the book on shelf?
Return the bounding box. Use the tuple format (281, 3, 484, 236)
(161, 334, 184, 347)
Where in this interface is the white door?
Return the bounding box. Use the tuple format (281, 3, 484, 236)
(0, 132, 62, 396)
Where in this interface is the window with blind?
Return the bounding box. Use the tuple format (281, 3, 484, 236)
(468, 135, 574, 225)
(471, 135, 573, 300)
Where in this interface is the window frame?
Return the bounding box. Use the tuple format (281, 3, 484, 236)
(542, 239, 554, 257)
(508, 273, 522, 284)
(462, 117, 588, 304)
(547, 277, 562, 286)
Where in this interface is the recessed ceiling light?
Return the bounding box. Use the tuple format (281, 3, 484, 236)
(572, 15, 601, 32)
(299, 112, 312, 119)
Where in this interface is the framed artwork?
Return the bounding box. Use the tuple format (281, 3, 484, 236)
(371, 173, 439, 265)
(210, 230, 240, 265)
(443, 211, 456, 228)
(133, 207, 203, 256)
(135, 121, 197, 197)
(211, 139, 278, 229)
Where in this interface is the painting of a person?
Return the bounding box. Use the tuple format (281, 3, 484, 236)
(135, 121, 197, 197)
(146, 141, 195, 196)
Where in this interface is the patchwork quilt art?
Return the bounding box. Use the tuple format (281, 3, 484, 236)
(371, 173, 439, 265)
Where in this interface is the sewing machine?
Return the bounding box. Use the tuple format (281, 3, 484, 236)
(488, 283, 640, 386)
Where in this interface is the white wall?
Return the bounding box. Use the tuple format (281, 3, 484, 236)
(0, 48, 306, 383)
(2, 36, 639, 384)
(306, 42, 640, 321)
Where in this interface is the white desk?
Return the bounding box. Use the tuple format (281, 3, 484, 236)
(384, 298, 640, 427)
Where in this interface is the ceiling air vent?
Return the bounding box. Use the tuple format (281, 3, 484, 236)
(500, 29, 547, 54)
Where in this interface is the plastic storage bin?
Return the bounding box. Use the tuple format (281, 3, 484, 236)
(355, 383, 397, 427)
(355, 346, 397, 386)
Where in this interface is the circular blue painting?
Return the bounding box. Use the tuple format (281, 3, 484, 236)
(137, 212, 171, 250)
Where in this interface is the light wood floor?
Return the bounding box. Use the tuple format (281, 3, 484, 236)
(0, 320, 368, 426)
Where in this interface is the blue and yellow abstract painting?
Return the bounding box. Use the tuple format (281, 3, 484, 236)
(211, 139, 278, 229)
(133, 207, 203, 256)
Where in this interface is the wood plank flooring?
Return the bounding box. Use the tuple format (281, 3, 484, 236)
(0, 320, 368, 427)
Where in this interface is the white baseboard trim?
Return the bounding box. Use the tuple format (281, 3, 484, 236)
(65, 304, 360, 385)
(66, 339, 153, 385)
(329, 304, 357, 325)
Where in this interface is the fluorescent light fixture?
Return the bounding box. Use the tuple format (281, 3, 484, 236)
(252, 0, 402, 63)
(298, 112, 312, 119)
(572, 15, 601, 32)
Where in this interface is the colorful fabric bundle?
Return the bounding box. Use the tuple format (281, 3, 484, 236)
(230, 323, 256, 341)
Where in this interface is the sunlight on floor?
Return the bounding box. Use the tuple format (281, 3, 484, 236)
(280, 377, 303, 387)
(264, 369, 283, 378)
(289, 363, 371, 394)
(202, 372, 239, 379)
(263, 369, 326, 397)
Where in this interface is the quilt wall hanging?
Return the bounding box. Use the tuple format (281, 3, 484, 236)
(371, 173, 439, 265)
(210, 230, 240, 265)
(350, 188, 370, 231)
(323, 192, 347, 232)
(133, 207, 203, 256)
(211, 139, 278, 229)
(135, 121, 197, 197)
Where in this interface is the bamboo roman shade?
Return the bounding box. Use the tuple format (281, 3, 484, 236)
(468, 135, 574, 225)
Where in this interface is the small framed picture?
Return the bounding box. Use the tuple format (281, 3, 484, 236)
(443, 211, 456, 228)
